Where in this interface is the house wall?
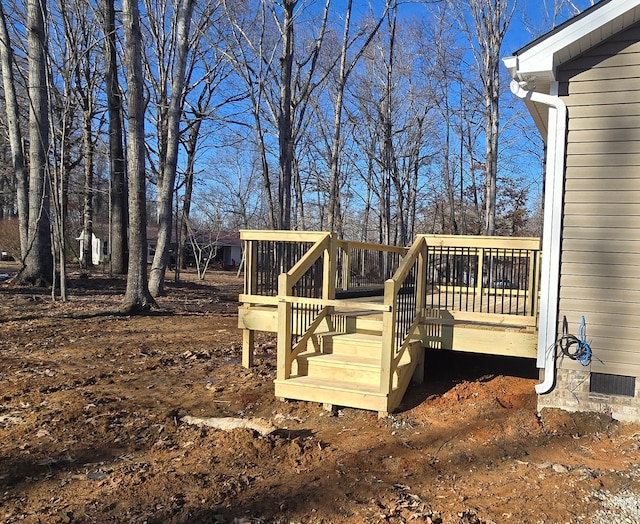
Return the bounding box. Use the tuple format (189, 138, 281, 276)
(223, 245, 242, 267)
(544, 23, 640, 419)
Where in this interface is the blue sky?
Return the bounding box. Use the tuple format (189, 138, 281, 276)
(506, 0, 597, 52)
(392, 0, 598, 55)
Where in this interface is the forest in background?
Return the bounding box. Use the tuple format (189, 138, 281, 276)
(0, 0, 595, 308)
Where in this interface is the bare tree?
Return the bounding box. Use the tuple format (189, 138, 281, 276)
(458, 0, 516, 236)
(175, 85, 212, 281)
(347, 15, 435, 247)
(147, 0, 196, 297)
(20, 0, 53, 286)
(103, 0, 128, 275)
(0, 2, 28, 258)
(184, 217, 221, 280)
(53, 0, 104, 277)
(221, 0, 278, 229)
(522, 0, 594, 34)
(326, 0, 393, 236)
(223, 0, 331, 231)
(121, 0, 155, 312)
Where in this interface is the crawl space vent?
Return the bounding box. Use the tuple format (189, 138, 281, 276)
(589, 373, 635, 397)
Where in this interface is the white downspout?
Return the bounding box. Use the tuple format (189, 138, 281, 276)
(510, 79, 567, 395)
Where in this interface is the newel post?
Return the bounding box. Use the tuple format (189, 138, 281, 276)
(416, 238, 427, 315)
(277, 272, 293, 381)
(380, 279, 396, 395)
(323, 233, 337, 301)
(527, 247, 541, 317)
(242, 238, 257, 368)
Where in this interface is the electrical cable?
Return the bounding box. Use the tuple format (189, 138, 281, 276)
(557, 315, 593, 367)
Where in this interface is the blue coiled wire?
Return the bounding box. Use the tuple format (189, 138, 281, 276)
(558, 315, 592, 367)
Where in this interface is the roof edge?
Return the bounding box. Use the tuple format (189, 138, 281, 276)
(514, 0, 615, 56)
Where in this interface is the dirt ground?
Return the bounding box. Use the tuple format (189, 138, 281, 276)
(2, 264, 640, 524)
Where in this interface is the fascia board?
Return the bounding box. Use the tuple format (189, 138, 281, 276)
(513, 0, 640, 79)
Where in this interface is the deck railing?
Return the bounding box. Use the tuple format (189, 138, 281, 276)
(241, 230, 329, 301)
(381, 236, 427, 395)
(275, 232, 335, 380)
(335, 240, 408, 292)
(241, 230, 409, 302)
(422, 235, 541, 321)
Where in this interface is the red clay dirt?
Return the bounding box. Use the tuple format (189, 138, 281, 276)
(1, 265, 640, 523)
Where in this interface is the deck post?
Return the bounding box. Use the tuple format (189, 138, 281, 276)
(380, 279, 396, 396)
(415, 238, 428, 347)
(416, 239, 427, 314)
(323, 234, 337, 335)
(323, 233, 337, 301)
(526, 248, 541, 317)
(242, 329, 254, 368)
(277, 272, 293, 381)
(242, 239, 258, 368)
(340, 241, 350, 291)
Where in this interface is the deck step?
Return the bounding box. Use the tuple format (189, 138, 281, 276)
(331, 313, 383, 335)
(304, 352, 382, 385)
(326, 332, 383, 358)
(274, 375, 389, 412)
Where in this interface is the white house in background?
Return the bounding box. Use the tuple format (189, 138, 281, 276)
(77, 232, 108, 266)
(504, 0, 640, 421)
(78, 226, 242, 269)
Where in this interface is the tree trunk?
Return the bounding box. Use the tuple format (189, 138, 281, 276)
(121, 0, 155, 313)
(21, 0, 53, 286)
(255, 110, 277, 229)
(327, 0, 390, 236)
(148, 0, 195, 298)
(442, 113, 459, 234)
(463, 0, 514, 236)
(81, 110, 94, 268)
(176, 120, 200, 281)
(104, 0, 128, 275)
(327, 0, 352, 235)
(0, 3, 28, 259)
(484, 72, 499, 236)
(277, 0, 296, 230)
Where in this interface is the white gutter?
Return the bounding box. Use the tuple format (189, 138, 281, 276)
(510, 79, 567, 395)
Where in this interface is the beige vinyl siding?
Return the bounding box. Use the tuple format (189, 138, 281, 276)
(557, 22, 640, 375)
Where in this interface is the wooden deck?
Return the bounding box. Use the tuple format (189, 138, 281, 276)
(238, 231, 541, 416)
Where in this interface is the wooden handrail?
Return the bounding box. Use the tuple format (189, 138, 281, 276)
(240, 229, 329, 242)
(380, 236, 426, 394)
(387, 236, 426, 290)
(420, 234, 540, 250)
(286, 233, 330, 283)
(276, 295, 391, 312)
(336, 239, 408, 255)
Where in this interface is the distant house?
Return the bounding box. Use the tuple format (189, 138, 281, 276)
(77, 232, 108, 266)
(77, 221, 111, 265)
(78, 227, 242, 269)
(504, 0, 640, 420)
(155, 229, 243, 269)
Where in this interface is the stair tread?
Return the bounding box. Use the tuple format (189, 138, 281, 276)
(306, 353, 380, 367)
(334, 333, 382, 342)
(276, 375, 384, 395)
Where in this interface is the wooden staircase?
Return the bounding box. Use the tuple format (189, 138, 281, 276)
(239, 231, 542, 417)
(274, 321, 424, 417)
